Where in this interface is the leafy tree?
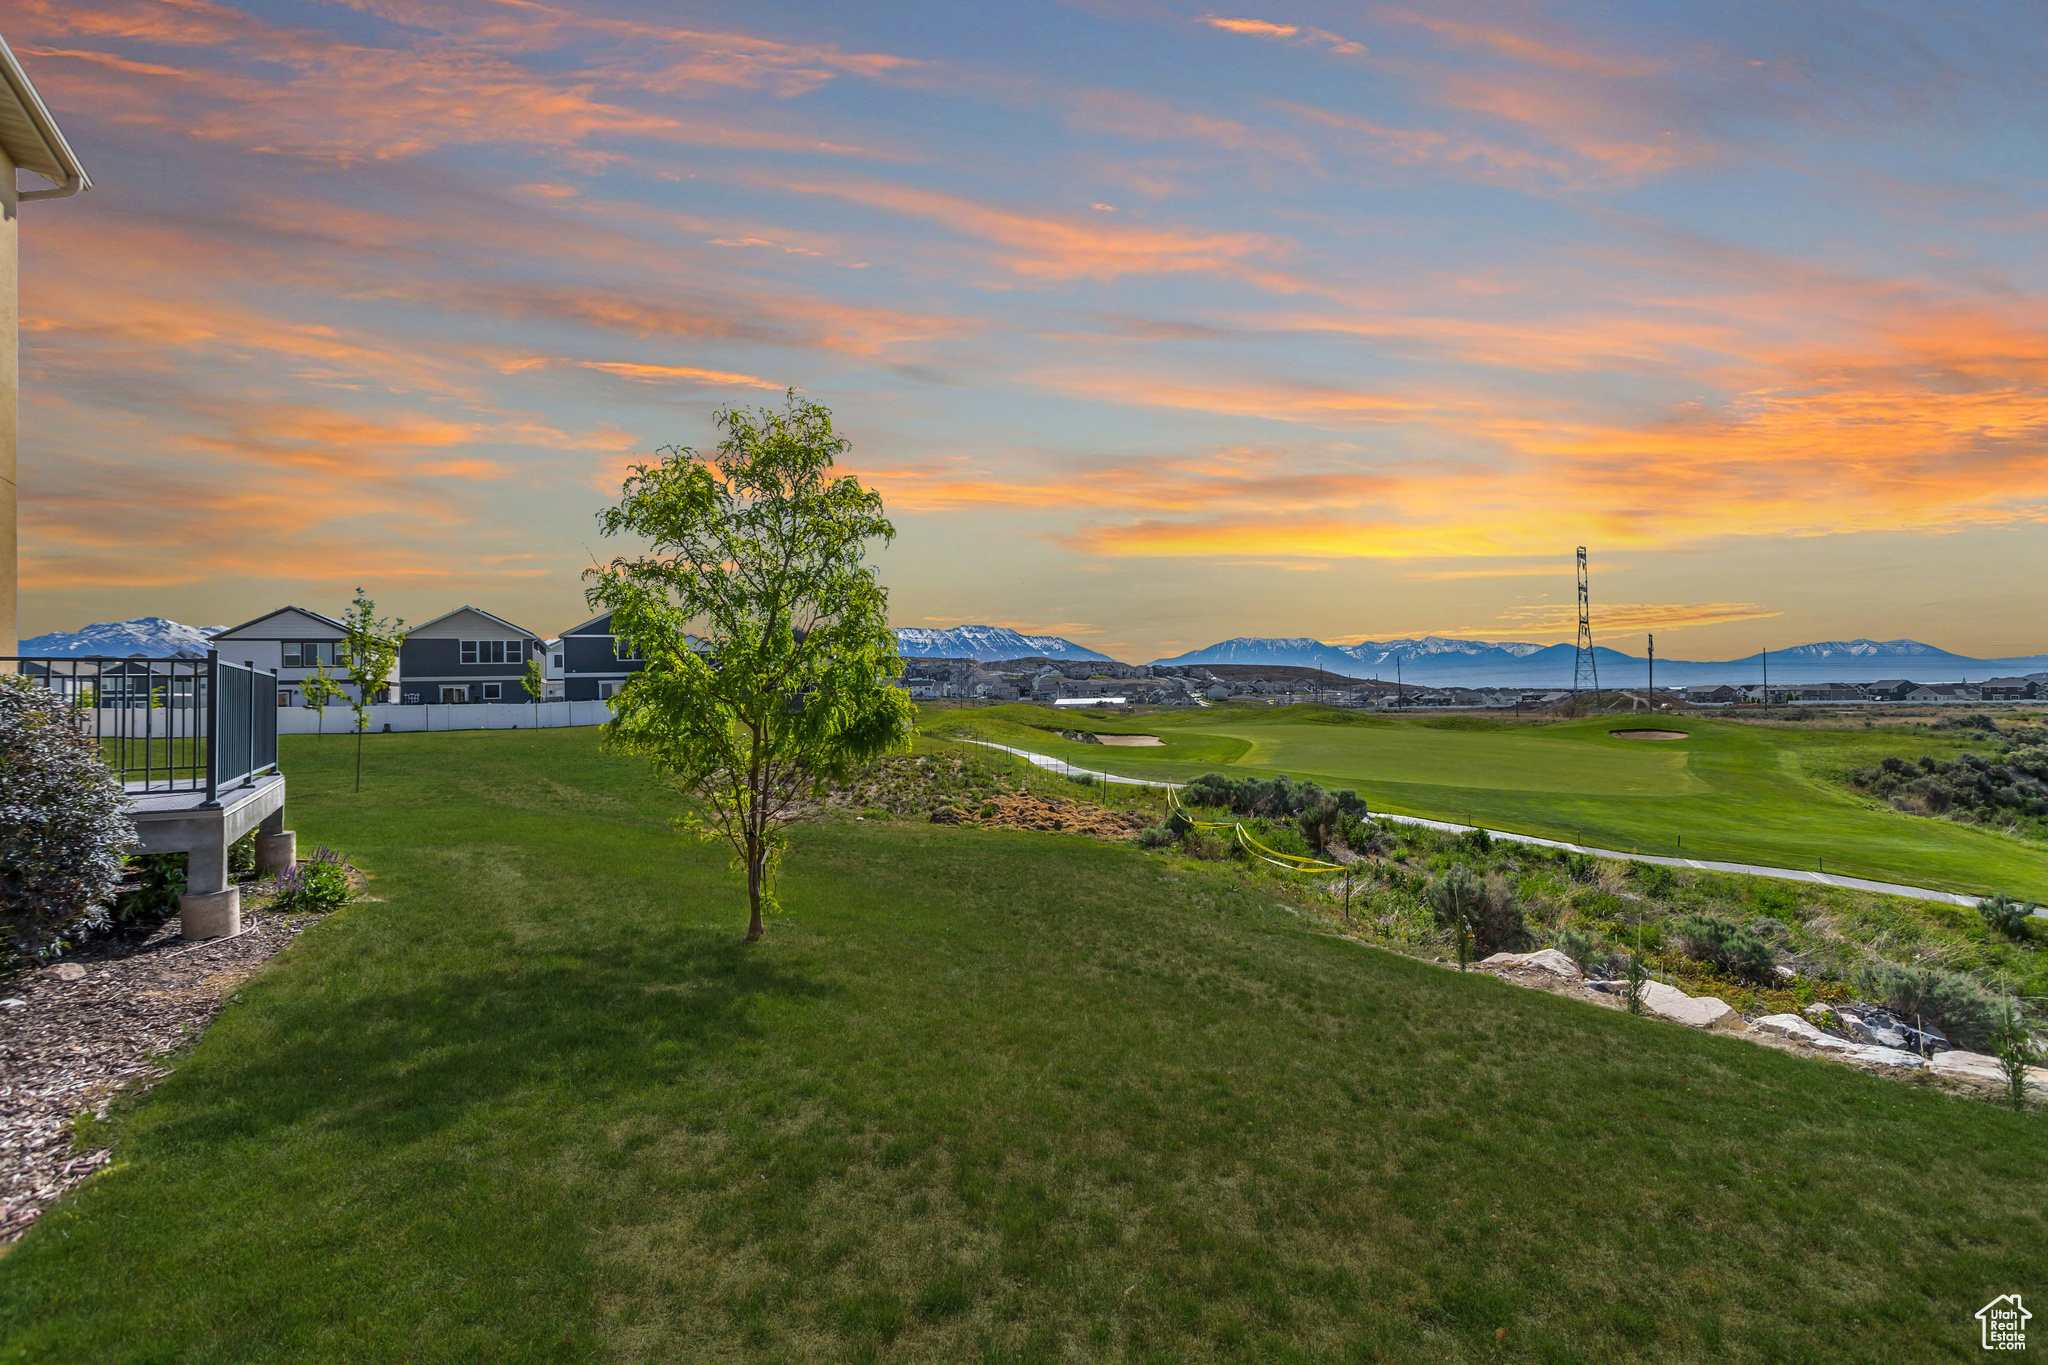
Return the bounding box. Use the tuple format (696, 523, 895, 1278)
(300, 660, 344, 738)
(0, 675, 133, 962)
(1427, 865, 1481, 969)
(340, 589, 406, 794)
(585, 394, 913, 939)
(521, 653, 547, 728)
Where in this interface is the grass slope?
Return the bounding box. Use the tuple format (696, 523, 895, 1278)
(935, 707, 2048, 898)
(1, 730, 2041, 1363)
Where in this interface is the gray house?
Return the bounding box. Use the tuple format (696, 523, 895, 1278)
(559, 610, 647, 701)
(211, 605, 389, 708)
(397, 607, 545, 705)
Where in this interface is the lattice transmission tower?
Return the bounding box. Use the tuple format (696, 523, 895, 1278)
(1571, 546, 1599, 713)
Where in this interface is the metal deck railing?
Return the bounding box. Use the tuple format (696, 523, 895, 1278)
(5, 651, 279, 801)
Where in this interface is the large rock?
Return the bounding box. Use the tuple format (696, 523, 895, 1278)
(1639, 980, 1745, 1031)
(1477, 949, 1583, 981)
(1752, 1013, 1855, 1050)
(1839, 1043, 1926, 1070)
(1930, 1051, 2048, 1095)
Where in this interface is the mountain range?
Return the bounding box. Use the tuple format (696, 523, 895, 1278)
(892, 625, 1113, 662)
(22, 619, 2048, 687)
(18, 617, 224, 658)
(1152, 636, 2048, 686)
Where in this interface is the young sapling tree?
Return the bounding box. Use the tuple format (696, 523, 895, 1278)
(521, 653, 547, 729)
(340, 588, 406, 793)
(586, 393, 913, 939)
(300, 660, 344, 738)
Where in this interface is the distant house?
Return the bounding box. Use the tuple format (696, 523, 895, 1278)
(1866, 679, 1918, 702)
(211, 606, 388, 708)
(397, 607, 545, 705)
(1682, 684, 1741, 705)
(1904, 684, 1977, 703)
(559, 611, 647, 701)
(1979, 677, 2038, 701)
(538, 638, 565, 699)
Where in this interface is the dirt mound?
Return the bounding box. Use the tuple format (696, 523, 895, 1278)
(930, 792, 1147, 839)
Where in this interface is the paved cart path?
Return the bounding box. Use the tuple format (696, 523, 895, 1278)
(964, 740, 2014, 911)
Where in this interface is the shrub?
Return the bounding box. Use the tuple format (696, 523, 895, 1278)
(1989, 1003, 2041, 1113)
(1135, 824, 1178, 849)
(1853, 962, 2000, 1050)
(114, 853, 186, 927)
(0, 675, 134, 962)
(1552, 927, 1607, 976)
(1461, 826, 1493, 853)
(1670, 914, 1776, 982)
(1563, 851, 1597, 882)
(274, 848, 353, 914)
(1471, 871, 1527, 953)
(229, 830, 257, 877)
(1978, 893, 2036, 940)
(1630, 861, 1677, 896)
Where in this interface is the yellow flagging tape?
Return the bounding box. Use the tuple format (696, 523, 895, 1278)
(1168, 789, 1349, 875)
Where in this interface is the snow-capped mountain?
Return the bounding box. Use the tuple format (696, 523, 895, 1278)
(19, 617, 224, 658)
(893, 625, 1112, 663)
(1150, 635, 2048, 686)
(1155, 636, 1548, 672)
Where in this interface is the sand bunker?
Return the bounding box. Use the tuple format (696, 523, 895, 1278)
(1095, 734, 1164, 746)
(1609, 728, 1689, 741)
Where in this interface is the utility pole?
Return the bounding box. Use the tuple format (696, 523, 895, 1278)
(1571, 546, 1599, 715)
(1762, 647, 1768, 716)
(1647, 633, 1654, 707)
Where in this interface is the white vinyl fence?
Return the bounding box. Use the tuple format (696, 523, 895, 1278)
(279, 700, 614, 735)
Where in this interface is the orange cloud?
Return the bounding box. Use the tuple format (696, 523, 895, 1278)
(577, 361, 785, 390)
(772, 178, 1288, 282)
(1200, 15, 1366, 56)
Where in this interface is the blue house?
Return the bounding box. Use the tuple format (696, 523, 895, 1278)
(559, 611, 647, 701)
(397, 607, 545, 705)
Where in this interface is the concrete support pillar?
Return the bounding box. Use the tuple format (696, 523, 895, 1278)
(255, 830, 296, 876)
(179, 889, 240, 940)
(179, 821, 237, 939)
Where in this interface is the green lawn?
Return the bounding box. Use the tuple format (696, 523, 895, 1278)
(935, 707, 2048, 899)
(1, 729, 2042, 1363)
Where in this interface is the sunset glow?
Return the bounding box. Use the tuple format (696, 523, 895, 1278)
(15, 0, 2048, 659)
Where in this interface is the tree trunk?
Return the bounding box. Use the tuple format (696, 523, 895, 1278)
(355, 722, 364, 794)
(745, 834, 765, 940)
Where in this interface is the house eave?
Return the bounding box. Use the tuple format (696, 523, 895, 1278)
(0, 34, 90, 194)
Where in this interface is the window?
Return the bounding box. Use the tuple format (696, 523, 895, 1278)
(282, 641, 342, 668)
(598, 681, 623, 700)
(614, 639, 643, 661)
(552, 653, 563, 668)
(278, 691, 294, 708)
(441, 686, 468, 704)
(482, 683, 502, 701)
(460, 639, 521, 665)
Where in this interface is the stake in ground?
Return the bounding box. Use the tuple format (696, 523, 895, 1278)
(0, 728, 2040, 1363)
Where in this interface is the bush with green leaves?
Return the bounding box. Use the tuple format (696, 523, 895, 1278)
(1630, 861, 1677, 896)
(273, 848, 353, 914)
(1552, 927, 1609, 976)
(1135, 824, 1178, 849)
(114, 853, 186, 928)
(0, 675, 134, 963)
(230, 830, 257, 877)
(1853, 962, 1999, 1050)
(1978, 893, 2037, 940)
(1670, 914, 1777, 983)
(1989, 1003, 2041, 1112)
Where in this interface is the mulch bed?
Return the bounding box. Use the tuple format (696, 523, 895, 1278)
(0, 906, 328, 1244)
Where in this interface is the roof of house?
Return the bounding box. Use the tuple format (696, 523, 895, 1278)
(0, 35, 88, 192)
(212, 605, 349, 638)
(560, 611, 615, 636)
(408, 605, 545, 640)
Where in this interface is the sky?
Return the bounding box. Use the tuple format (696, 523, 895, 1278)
(12, 0, 2048, 662)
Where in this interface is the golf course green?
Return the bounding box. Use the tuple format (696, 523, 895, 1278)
(937, 707, 2048, 899)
